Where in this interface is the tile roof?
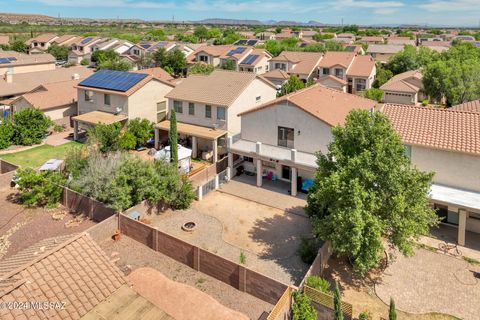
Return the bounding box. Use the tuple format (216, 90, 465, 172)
(0, 233, 126, 320)
(239, 84, 377, 126)
(367, 44, 405, 54)
(382, 104, 480, 155)
(263, 69, 290, 80)
(359, 36, 384, 42)
(318, 75, 347, 85)
(0, 51, 55, 67)
(52, 35, 78, 46)
(271, 51, 323, 76)
(318, 51, 356, 69)
(12, 79, 79, 110)
(451, 99, 480, 113)
(134, 67, 174, 82)
(380, 70, 422, 93)
(0, 66, 94, 98)
(165, 69, 276, 106)
(26, 33, 57, 44)
(195, 45, 234, 57)
(346, 55, 376, 77)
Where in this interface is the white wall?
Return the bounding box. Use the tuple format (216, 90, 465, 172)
(411, 145, 480, 192)
(77, 89, 128, 116)
(127, 80, 173, 123)
(240, 102, 333, 155)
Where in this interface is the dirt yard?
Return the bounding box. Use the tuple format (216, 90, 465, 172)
(324, 251, 465, 320)
(97, 234, 273, 320)
(148, 191, 313, 285)
(0, 189, 96, 259)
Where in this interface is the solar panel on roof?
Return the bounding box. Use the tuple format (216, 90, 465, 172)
(81, 37, 93, 44)
(247, 40, 258, 46)
(0, 58, 11, 64)
(7, 57, 17, 61)
(78, 70, 148, 93)
(242, 54, 259, 65)
(235, 40, 248, 45)
(227, 47, 247, 56)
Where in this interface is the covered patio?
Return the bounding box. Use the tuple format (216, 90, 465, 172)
(430, 183, 480, 247)
(155, 120, 228, 163)
(72, 111, 128, 141)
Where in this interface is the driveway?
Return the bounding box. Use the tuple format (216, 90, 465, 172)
(375, 247, 480, 319)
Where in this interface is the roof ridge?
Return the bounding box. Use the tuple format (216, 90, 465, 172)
(383, 103, 480, 115)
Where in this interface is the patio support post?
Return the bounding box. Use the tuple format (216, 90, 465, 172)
(154, 128, 159, 149)
(192, 136, 197, 158)
(197, 186, 203, 201)
(256, 159, 262, 187)
(458, 209, 467, 246)
(212, 139, 218, 163)
(291, 167, 297, 197)
(227, 152, 233, 175)
(73, 121, 79, 141)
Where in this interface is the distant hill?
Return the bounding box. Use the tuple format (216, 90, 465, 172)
(0, 12, 55, 23)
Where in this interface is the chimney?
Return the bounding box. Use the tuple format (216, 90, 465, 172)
(5, 71, 12, 83)
(72, 73, 80, 80)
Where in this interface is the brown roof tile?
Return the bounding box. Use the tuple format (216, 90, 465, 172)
(451, 99, 480, 113)
(271, 51, 323, 76)
(380, 70, 422, 93)
(383, 104, 480, 155)
(239, 84, 377, 126)
(346, 55, 376, 77)
(318, 51, 356, 69)
(13, 79, 79, 110)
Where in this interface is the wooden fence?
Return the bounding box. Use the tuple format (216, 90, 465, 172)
(0, 160, 18, 190)
(61, 187, 116, 222)
(304, 285, 353, 320)
(118, 213, 288, 305)
(267, 286, 293, 320)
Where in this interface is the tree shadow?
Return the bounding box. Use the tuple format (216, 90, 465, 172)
(248, 209, 313, 285)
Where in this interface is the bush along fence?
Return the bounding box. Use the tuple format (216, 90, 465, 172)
(0, 159, 18, 190)
(61, 187, 116, 222)
(118, 212, 288, 305)
(304, 285, 353, 320)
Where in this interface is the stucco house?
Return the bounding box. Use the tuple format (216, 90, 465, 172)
(73, 68, 175, 140)
(383, 104, 480, 246)
(317, 52, 376, 94)
(68, 37, 105, 64)
(25, 33, 58, 54)
(228, 84, 377, 196)
(154, 70, 277, 163)
(0, 51, 55, 75)
(380, 70, 424, 105)
(367, 44, 405, 63)
(263, 51, 323, 86)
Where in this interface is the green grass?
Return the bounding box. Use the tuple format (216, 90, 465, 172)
(0, 142, 83, 168)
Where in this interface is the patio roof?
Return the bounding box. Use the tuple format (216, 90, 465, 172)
(72, 111, 128, 125)
(430, 184, 480, 212)
(230, 139, 317, 169)
(156, 120, 227, 140)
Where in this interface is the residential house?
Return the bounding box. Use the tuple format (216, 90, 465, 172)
(10, 79, 80, 127)
(51, 34, 82, 47)
(92, 38, 134, 56)
(451, 99, 480, 113)
(333, 33, 356, 44)
(234, 39, 261, 46)
(228, 84, 377, 196)
(237, 49, 272, 74)
(239, 31, 256, 39)
(342, 44, 365, 54)
(367, 44, 405, 62)
(25, 33, 58, 54)
(358, 36, 385, 44)
(68, 36, 104, 64)
(301, 30, 318, 40)
(0, 50, 55, 75)
(263, 51, 323, 86)
(188, 45, 233, 67)
(126, 41, 176, 60)
(380, 70, 424, 105)
(0, 66, 93, 100)
(383, 104, 480, 246)
(74, 68, 175, 140)
(387, 36, 416, 46)
(0, 233, 172, 319)
(317, 52, 376, 94)
(420, 41, 451, 53)
(154, 70, 277, 163)
(256, 31, 276, 41)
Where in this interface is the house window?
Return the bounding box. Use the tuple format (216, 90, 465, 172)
(84, 90, 93, 102)
(205, 105, 212, 118)
(188, 102, 195, 115)
(322, 68, 330, 75)
(173, 100, 183, 113)
(244, 156, 254, 163)
(278, 126, 294, 148)
(104, 94, 111, 106)
(335, 68, 344, 78)
(157, 101, 167, 121)
(356, 78, 366, 92)
(217, 107, 226, 120)
(275, 63, 286, 70)
(256, 96, 261, 102)
(199, 55, 208, 62)
(133, 49, 140, 55)
(404, 145, 412, 159)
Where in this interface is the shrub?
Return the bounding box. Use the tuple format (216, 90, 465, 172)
(389, 298, 397, 320)
(422, 99, 429, 106)
(118, 131, 137, 150)
(126, 118, 154, 148)
(53, 123, 65, 132)
(12, 108, 52, 145)
(64, 61, 77, 68)
(298, 237, 319, 264)
(0, 121, 14, 149)
(240, 251, 246, 264)
(80, 58, 90, 66)
(87, 122, 122, 153)
(359, 310, 372, 320)
(291, 291, 317, 320)
(64, 146, 88, 179)
(16, 167, 65, 208)
(363, 88, 384, 102)
(305, 276, 331, 293)
(334, 282, 343, 320)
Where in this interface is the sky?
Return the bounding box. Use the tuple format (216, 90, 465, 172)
(3, 0, 480, 27)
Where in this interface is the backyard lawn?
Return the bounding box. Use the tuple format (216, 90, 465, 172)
(0, 141, 83, 168)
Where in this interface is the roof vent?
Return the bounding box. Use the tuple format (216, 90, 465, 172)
(72, 73, 80, 80)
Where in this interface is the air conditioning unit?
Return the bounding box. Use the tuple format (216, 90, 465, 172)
(115, 107, 122, 114)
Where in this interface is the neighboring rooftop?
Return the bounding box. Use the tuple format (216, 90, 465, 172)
(380, 70, 422, 93)
(318, 51, 356, 69)
(239, 84, 377, 126)
(0, 51, 55, 67)
(165, 69, 275, 106)
(451, 99, 480, 113)
(367, 44, 405, 54)
(271, 51, 323, 76)
(25, 33, 57, 44)
(383, 104, 480, 155)
(346, 55, 376, 77)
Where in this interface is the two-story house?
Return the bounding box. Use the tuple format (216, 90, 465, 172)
(317, 52, 376, 94)
(26, 34, 58, 54)
(380, 70, 424, 105)
(68, 37, 105, 64)
(263, 51, 323, 86)
(154, 70, 277, 163)
(92, 39, 134, 56)
(73, 68, 175, 140)
(383, 104, 480, 246)
(228, 84, 377, 196)
(51, 35, 82, 47)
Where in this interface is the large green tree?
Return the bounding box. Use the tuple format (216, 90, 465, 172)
(47, 44, 69, 60)
(385, 45, 437, 75)
(279, 76, 305, 97)
(12, 108, 52, 146)
(154, 48, 186, 76)
(189, 62, 214, 75)
(194, 26, 209, 41)
(307, 110, 437, 273)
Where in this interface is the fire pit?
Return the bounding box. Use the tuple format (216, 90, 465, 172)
(181, 221, 196, 232)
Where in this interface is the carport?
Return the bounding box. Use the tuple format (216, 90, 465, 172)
(72, 111, 128, 141)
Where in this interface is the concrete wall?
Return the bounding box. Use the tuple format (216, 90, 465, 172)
(77, 89, 129, 116)
(128, 80, 173, 123)
(240, 102, 332, 155)
(411, 146, 480, 192)
(62, 187, 116, 222)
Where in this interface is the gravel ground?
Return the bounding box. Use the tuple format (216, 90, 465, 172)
(97, 235, 273, 320)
